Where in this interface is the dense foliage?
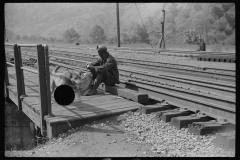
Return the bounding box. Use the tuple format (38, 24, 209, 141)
(5, 3, 235, 45)
(89, 25, 107, 44)
(62, 28, 80, 43)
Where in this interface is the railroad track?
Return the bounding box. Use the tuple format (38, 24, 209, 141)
(5, 48, 235, 85)
(5, 46, 236, 150)
(38, 45, 236, 63)
(5, 48, 235, 125)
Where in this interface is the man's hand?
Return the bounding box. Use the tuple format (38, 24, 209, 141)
(87, 65, 95, 72)
(85, 63, 92, 68)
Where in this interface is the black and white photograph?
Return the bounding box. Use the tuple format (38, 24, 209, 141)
(4, 3, 235, 157)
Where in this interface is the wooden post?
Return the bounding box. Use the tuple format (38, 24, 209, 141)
(116, 3, 121, 47)
(43, 44, 54, 117)
(160, 9, 166, 50)
(37, 44, 48, 135)
(13, 44, 23, 111)
(17, 46, 26, 96)
(4, 47, 10, 99)
(157, 6, 166, 50)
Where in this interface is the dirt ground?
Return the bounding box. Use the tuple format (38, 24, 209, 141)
(5, 115, 157, 157)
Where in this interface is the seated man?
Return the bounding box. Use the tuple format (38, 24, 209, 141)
(85, 45, 120, 96)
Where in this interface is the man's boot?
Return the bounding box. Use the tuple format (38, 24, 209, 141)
(86, 74, 104, 96)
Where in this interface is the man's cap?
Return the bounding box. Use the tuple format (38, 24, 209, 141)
(97, 45, 107, 52)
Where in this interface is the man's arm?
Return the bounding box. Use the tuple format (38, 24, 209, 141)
(94, 58, 116, 73)
(90, 58, 101, 66)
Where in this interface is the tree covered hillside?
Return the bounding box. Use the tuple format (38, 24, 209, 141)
(5, 3, 235, 45)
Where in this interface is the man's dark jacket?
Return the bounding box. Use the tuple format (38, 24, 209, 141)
(90, 52, 120, 84)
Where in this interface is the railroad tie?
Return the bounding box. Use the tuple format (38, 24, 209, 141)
(170, 112, 214, 129)
(155, 108, 193, 123)
(212, 131, 235, 150)
(188, 121, 235, 136)
(99, 84, 148, 104)
(138, 104, 177, 114)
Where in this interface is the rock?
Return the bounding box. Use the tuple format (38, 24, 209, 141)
(106, 133, 111, 136)
(113, 140, 117, 143)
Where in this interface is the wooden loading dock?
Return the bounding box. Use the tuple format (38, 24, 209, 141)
(5, 43, 147, 138)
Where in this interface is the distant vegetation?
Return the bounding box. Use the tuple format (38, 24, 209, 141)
(5, 3, 235, 47)
(62, 28, 80, 43)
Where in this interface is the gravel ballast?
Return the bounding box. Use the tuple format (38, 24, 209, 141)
(120, 111, 235, 157)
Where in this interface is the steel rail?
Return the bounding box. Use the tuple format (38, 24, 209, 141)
(119, 68, 235, 98)
(5, 52, 234, 87)
(7, 52, 235, 99)
(5, 48, 235, 75)
(47, 49, 236, 78)
(119, 66, 235, 88)
(45, 45, 236, 55)
(48, 48, 235, 71)
(12, 47, 234, 74)
(6, 51, 236, 93)
(116, 57, 235, 75)
(47, 50, 236, 84)
(6, 53, 235, 124)
(119, 80, 235, 124)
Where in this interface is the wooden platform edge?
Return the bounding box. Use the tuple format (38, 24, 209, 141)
(8, 89, 41, 128)
(98, 83, 149, 103)
(45, 107, 139, 138)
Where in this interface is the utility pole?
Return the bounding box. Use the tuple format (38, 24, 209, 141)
(157, 4, 166, 50)
(116, 3, 121, 47)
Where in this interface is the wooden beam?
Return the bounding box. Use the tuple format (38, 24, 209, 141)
(43, 44, 53, 117)
(37, 44, 48, 135)
(13, 44, 23, 111)
(45, 106, 138, 138)
(99, 83, 148, 103)
(17, 46, 26, 96)
(21, 100, 41, 128)
(4, 50, 10, 99)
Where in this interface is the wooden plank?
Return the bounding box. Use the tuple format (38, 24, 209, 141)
(46, 102, 141, 123)
(51, 101, 135, 114)
(52, 104, 140, 119)
(99, 84, 149, 103)
(8, 89, 19, 106)
(7, 86, 39, 96)
(21, 102, 39, 113)
(32, 98, 138, 116)
(5, 51, 10, 98)
(21, 101, 41, 128)
(45, 104, 139, 126)
(46, 115, 116, 138)
(22, 97, 40, 106)
(50, 100, 125, 111)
